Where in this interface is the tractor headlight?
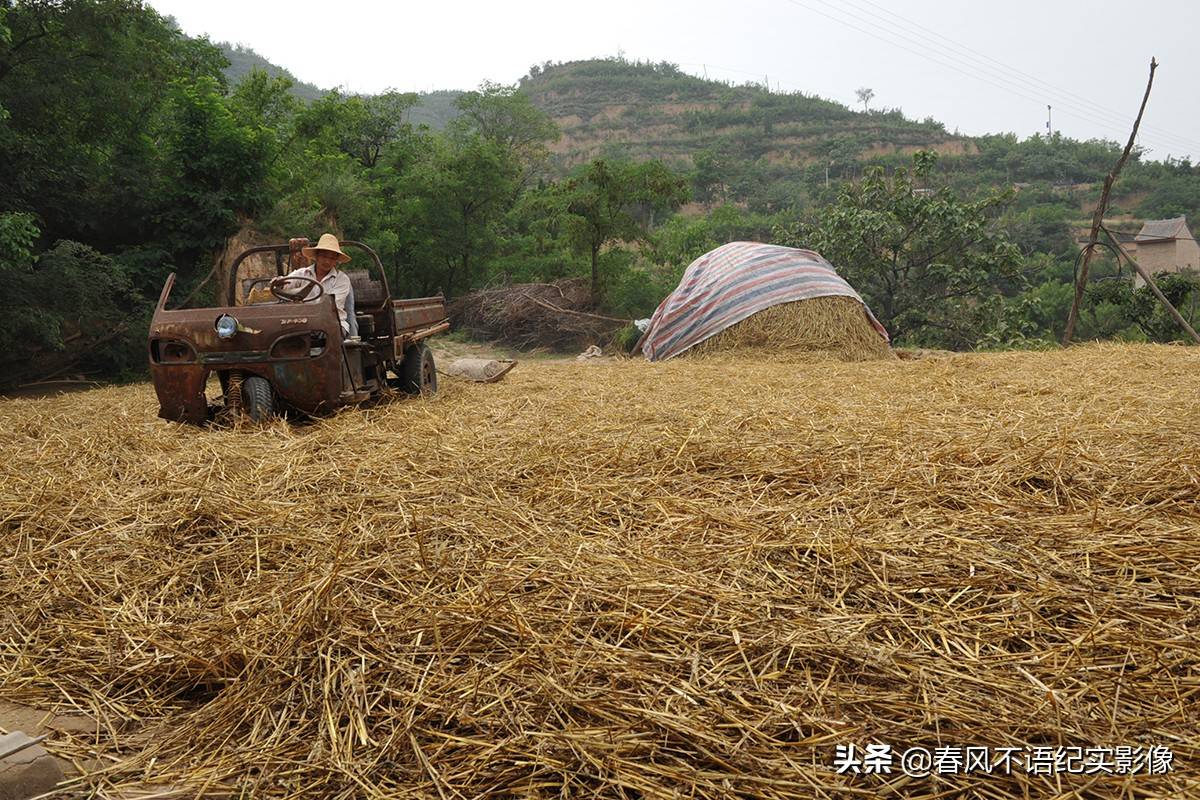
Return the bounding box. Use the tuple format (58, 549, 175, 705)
(215, 314, 238, 339)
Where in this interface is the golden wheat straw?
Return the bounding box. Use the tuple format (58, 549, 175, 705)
(688, 296, 894, 361)
(0, 343, 1197, 798)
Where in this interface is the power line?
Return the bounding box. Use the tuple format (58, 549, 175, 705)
(781, 1, 1102, 125)
(781, 0, 1200, 157)
(842, 0, 1197, 151)
(797, 0, 1200, 154)
(803, 0, 1200, 155)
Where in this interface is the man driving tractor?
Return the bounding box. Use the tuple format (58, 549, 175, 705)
(277, 233, 354, 337)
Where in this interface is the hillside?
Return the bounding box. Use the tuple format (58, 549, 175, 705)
(217, 43, 463, 129)
(520, 59, 969, 174)
(214, 50, 1198, 225)
(406, 89, 464, 129)
(216, 50, 965, 170)
(516, 60, 1198, 229)
(218, 42, 324, 102)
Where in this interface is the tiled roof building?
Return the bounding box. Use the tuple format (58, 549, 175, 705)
(1132, 216, 1199, 286)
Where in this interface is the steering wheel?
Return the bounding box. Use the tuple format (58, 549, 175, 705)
(244, 277, 279, 303)
(270, 275, 325, 303)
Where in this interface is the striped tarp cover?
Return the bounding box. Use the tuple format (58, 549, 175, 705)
(640, 241, 889, 362)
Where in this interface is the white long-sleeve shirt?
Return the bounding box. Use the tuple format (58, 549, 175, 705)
(283, 266, 352, 335)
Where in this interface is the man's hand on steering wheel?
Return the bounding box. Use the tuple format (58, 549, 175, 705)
(270, 275, 325, 303)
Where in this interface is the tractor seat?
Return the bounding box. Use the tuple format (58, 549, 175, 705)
(345, 270, 386, 308)
(345, 269, 385, 338)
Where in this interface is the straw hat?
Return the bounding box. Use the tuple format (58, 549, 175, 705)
(302, 233, 351, 264)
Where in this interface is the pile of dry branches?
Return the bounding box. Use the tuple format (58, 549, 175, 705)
(1, 343, 1198, 798)
(449, 278, 628, 351)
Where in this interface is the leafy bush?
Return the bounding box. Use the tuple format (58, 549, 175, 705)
(0, 214, 140, 387)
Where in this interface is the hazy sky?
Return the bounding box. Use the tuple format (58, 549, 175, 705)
(150, 0, 1200, 160)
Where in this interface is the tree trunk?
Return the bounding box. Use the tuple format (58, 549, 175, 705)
(461, 208, 472, 292)
(1063, 58, 1156, 344)
(444, 257, 457, 299)
(590, 243, 601, 303)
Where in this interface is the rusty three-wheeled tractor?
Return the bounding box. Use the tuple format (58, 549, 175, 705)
(149, 238, 448, 424)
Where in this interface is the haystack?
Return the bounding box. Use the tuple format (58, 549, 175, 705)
(640, 241, 891, 361)
(689, 295, 892, 361)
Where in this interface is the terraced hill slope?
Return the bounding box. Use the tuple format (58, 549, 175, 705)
(218, 51, 1196, 225)
(519, 59, 970, 173)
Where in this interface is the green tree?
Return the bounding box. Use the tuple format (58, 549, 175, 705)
(855, 87, 874, 113)
(156, 75, 272, 276)
(559, 159, 689, 300)
(345, 91, 419, 169)
(452, 81, 558, 184)
(651, 203, 780, 273)
(296, 90, 419, 169)
(0, 213, 137, 388)
(0, 0, 228, 248)
(692, 147, 737, 204)
(403, 133, 520, 297)
(1003, 202, 1076, 257)
(488, 181, 579, 285)
(227, 67, 300, 132)
(1135, 172, 1200, 222)
(777, 151, 1021, 348)
(1085, 273, 1200, 343)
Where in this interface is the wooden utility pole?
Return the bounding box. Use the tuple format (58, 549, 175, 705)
(1062, 58, 1156, 345)
(1103, 228, 1200, 344)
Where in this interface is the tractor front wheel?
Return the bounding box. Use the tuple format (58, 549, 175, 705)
(242, 376, 275, 421)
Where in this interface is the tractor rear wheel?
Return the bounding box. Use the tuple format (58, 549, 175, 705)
(400, 343, 437, 395)
(242, 376, 275, 421)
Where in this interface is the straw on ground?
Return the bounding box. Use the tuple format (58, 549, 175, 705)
(0, 343, 1197, 798)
